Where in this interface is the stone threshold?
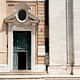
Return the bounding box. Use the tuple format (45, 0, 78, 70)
(0, 71, 47, 75)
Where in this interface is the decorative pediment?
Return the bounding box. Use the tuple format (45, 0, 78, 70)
(5, 3, 39, 24)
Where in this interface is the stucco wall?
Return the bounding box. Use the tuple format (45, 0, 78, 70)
(0, 0, 7, 64)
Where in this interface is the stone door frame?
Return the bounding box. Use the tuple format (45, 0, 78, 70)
(8, 24, 36, 71)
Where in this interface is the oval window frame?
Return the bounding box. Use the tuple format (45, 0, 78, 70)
(16, 9, 28, 23)
(18, 10, 26, 21)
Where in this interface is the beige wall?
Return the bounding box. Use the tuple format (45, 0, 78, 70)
(37, 2, 45, 46)
(0, 0, 7, 64)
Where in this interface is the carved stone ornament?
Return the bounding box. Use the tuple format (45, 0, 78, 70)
(5, 3, 39, 24)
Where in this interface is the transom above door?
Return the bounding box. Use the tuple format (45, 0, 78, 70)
(13, 31, 31, 70)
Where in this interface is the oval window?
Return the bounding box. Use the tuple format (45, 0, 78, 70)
(18, 10, 26, 21)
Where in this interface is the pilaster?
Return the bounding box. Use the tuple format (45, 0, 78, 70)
(48, 0, 69, 75)
(73, 0, 80, 75)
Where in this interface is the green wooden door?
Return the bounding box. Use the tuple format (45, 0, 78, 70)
(13, 31, 31, 70)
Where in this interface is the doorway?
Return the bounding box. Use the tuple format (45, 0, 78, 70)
(13, 31, 31, 70)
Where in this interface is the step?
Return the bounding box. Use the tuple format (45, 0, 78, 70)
(0, 71, 47, 75)
(0, 75, 79, 80)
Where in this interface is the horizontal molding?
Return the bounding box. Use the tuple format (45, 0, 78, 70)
(0, 64, 7, 66)
(7, 0, 45, 2)
(0, 50, 7, 53)
(0, 75, 80, 78)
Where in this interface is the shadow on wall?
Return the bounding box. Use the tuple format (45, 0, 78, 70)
(45, 0, 49, 26)
(45, 0, 49, 71)
(0, 20, 7, 34)
(0, 20, 8, 52)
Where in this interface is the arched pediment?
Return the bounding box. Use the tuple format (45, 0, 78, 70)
(5, 3, 39, 24)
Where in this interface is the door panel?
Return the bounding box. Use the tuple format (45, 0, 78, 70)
(13, 52, 18, 70)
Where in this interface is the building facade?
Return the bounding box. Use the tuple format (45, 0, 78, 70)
(0, 0, 47, 72)
(0, 0, 80, 80)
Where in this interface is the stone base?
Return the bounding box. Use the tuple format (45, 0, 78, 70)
(0, 64, 8, 72)
(48, 65, 71, 75)
(32, 64, 46, 72)
(73, 66, 80, 75)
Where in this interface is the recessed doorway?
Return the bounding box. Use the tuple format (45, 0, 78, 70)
(13, 31, 31, 70)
